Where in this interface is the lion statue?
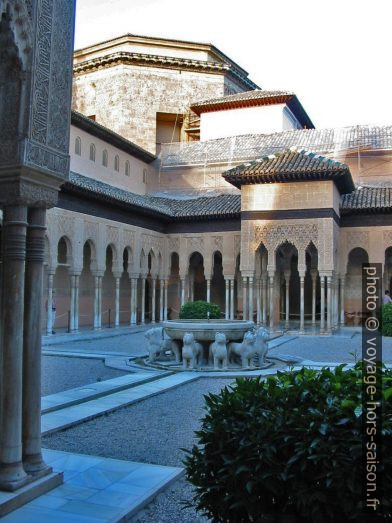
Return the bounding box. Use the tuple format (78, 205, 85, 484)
(209, 332, 228, 370)
(144, 327, 180, 363)
(254, 326, 269, 365)
(228, 330, 257, 368)
(182, 332, 203, 370)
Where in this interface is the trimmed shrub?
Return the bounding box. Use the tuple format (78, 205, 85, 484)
(378, 303, 392, 336)
(179, 300, 221, 320)
(184, 364, 392, 522)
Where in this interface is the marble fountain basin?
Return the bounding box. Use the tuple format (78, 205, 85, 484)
(162, 319, 255, 342)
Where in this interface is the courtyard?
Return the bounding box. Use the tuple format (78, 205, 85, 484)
(2, 326, 389, 521)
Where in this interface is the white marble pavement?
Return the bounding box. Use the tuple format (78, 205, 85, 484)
(0, 449, 183, 522)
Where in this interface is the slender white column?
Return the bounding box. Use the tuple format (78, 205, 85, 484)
(230, 278, 235, 319)
(248, 276, 254, 322)
(93, 276, 100, 329)
(262, 275, 267, 324)
(269, 273, 275, 331)
(115, 277, 120, 327)
(242, 276, 248, 320)
(340, 276, 345, 326)
(206, 278, 211, 302)
(180, 277, 185, 306)
(74, 275, 80, 332)
(225, 279, 229, 319)
(151, 278, 156, 323)
(256, 278, 261, 324)
(141, 277, 146, 324)
(130, 278, 137, 325)
(327, 276, 332, 333)
(159, 279, 164, 322)
(320, 275, 325, 333)
(0, 205, 29, 490)
(98, 276, 102, 328)
(70, 275, 76, 332)
(46, 273, 54, 335)
(284, 270, 290, 329)
(164, 279, 168, 320)
(299, 274, 305, 334)
(311, 270, 317, 328)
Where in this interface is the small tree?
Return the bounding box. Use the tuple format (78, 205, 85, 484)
(378, 303, 392, 336)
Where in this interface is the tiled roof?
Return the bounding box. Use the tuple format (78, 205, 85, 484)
(191, 90, 295, 114)
(160, 125, 392, 167)
(223, 149, 355, 194)
(66, 172, 241, 219)
(341, 185, 392, 212)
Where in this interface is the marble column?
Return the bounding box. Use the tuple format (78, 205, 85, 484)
(242, 276, 248, 320)
(180, 277, 185, 306)
(164, 280, 168, 320)
(284, 270, 290, 329)
(320, 275, 325, 333)
(151, 278, 156, 323)
(160, 279, 164, 322)
(141, 276, 146, 324)
(340, 276, 345, 326)
(22, 207, 50, 477)
(311, 270, 317, 329)
(262, 275, 268, 324)
(0, 205, 29, 490)
(248, 276, 254, 322)
(230, 278, 235, 319)
(74, 275, 80, 332)
(93, 276, 102, 329)
(299, 273, 305, 334)
(46, 273, 55, 335)
(132, 278, 138, 325)
(256, 278, 261, 324)
(225, 279, 229, 319)
(114, 277, 120, 327)
(206, 278, 211, 302)
(327, 276, 332, 333)
(269, 273, 275, 331)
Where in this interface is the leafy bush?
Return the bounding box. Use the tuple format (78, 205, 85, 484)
(184, 364, 392, 522)
(179, 300, 221, 320)
(378, 303, 392, 336)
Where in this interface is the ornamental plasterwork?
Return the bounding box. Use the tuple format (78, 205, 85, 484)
(234, 235, 241, 254)
(58, 215, 75, 239)
(142, 234, 164, 254)
(346, 231, 369, 253)
(383, 231, 392, 250)
(212, 236, 223, 251)
(168, 237, 180, 252)
(254, 223, 318, 253)
(187, 236, 204, 252)
(107, 226, 119, 246)
(84, 221, 99, 243)
(1, 1, 33, 70)
(123, 230, 135, 248)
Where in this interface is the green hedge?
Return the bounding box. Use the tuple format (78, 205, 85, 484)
(184, 364, 392, 522)
(378, 303, 392, 336)
(179, 301, 221, 320)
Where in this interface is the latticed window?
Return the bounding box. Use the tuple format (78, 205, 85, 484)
(89, 143, 96, 161)
(114, 155, 120, 172)
(125, 160, 130, 176)
(102, 149, 108, 167)
(75, 136, 81, 156)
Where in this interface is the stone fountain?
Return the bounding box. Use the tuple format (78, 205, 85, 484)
(143, 319, 272, 371)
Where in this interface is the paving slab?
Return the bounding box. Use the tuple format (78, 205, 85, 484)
(1, 449, 183, 523)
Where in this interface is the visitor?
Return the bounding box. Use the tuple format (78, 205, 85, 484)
(383, 290, 392, 305)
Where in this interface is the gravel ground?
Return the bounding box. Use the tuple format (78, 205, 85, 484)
(270, 332, 392, 363)
(41, 356, 127, 396)
(46, 331, 148, 357)
(43, 378, 234, 521)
